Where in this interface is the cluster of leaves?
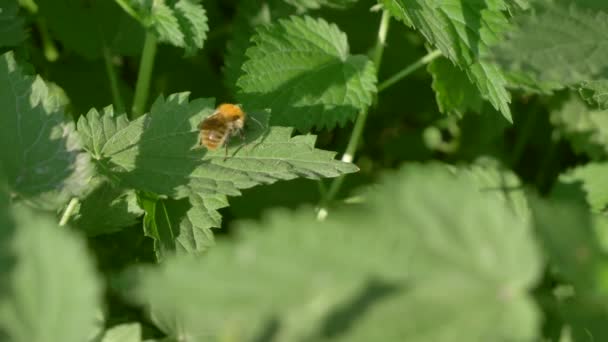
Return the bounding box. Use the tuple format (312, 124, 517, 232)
(2, 0, 608, 341)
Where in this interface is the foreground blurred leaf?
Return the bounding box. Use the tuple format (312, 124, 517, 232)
(237, 16, 376, 131)
(0, 52, 92, 210)
(131, 163, 541, 341)
(0, 0, 26, 48)
(382, 0, 513, 121)
(494, 1, 608, 87)
(77, 93, 357, 198)
(115, 0, 208, 55)
(140, 192, 227, 261)
(37, 0, 144, 59)
(100, 323, 141, 342)
(530, 195, 605, 292)
(550, 95, 608, 160)
(0, 206, 101, 342)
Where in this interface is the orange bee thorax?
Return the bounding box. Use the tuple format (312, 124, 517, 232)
(198, 103, 246, 153)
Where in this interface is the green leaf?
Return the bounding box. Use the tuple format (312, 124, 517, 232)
(552, 163, 608, 214)
(579, 79, 608, 110)
(428, 57, 484, 117)
(69, 177, 143, 236)
(0, 183, 15, 297)
(77, 93, 357, 198)
(223, 0, 294, 93)
(100, 323, 141, 342)
(140, 192, 227, 260)
(116, 0, 208, 55)
(494, 1, 608, 87)
(130, 163, 541, 341)
(550, 94, 608, 160)
(283, 0, 359, 11)
(0, 52, 93, 210)
(237, 16, 377, 131)
(450, 157, 531, 223)
(382, 0, 513, 121)
(0, 205, 101, 342)
(37, 0, 145, 59)
(530, 194, 605, 293)
(0, 0, 26, 48)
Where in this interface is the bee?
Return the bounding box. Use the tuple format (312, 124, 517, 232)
(197, 103, 262, 160)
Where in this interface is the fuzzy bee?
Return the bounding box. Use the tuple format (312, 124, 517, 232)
(197, 103, 261, 160)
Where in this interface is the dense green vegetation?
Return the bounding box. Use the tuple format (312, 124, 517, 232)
(2, 0, 608, 341)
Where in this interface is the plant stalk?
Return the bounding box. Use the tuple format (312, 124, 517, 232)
(103, 47, 125, 114)
(317, 10, 391, 219)
(59, 198, 79, 226)
(377, 49, 442, 92)
(131, 32, 157, 118)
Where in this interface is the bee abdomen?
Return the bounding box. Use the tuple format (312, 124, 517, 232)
(200, 128, 227, 150)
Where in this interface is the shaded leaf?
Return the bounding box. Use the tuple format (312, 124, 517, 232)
(0, 0, 26, 48)
(382, 0, 513, 121)
(37, 0, 144, 59)
(0, 52, 93, 210)
(550, 95, 608, 160)
(428, 57, 484, 117)
(69, 177, 143, 236)
(116, 0, 208, 55)
(284, 0, 359, 11)
(140, 192, 227, 261)
(552, 163, 608, 214)
(237, 16, 377, 131)
(0, 205, 101, 342)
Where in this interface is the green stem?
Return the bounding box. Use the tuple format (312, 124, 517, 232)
(37, 19, 58, 62)
(317, 10, 391, 219)
(103, 47, 125, 114)
(59, 198, 79, 226)
(377, 49, 442, 92)
(131, 32, 157, 118)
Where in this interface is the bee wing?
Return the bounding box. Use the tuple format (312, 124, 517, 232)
(198, 112, 224, 130)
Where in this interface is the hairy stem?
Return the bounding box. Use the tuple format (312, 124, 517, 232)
(377, 49, 442, 92)
(131, 32, 157, 118)
(103, 47, 125, 114)
(59, 198, 79, 226)
(317, 10, 391, 219)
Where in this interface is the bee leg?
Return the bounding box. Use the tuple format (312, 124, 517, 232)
(239, 128, 245, 141)
(223, 136, 231, 161)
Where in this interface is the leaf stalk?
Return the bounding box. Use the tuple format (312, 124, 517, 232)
(377, 49, 442, 92)
(132, 32, 157, 118)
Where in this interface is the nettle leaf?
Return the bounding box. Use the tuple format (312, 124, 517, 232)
(37, 0, 144, 59)
(382, 0, 513, 121)
(0, 52, 93, 210)
(130, 163, 541, 341)
(223, 0, 294, 93)
(77, 93, 357, 198)
(100, 323, 141, 342)
(530, 195, 605, 292)
(550, 95, 608, 160)
(450, 157, 531, 223)
(237, 16, 377, 131)
(69, 177, 143, 236)
(580, 79, 608, 110)
(0, 206, 101, 342)
(494, 1, 608, 87)
(552, 163, 608, 214)
(0, 0, 26, 48)
(428, 57, 484, 117)
(140, 192, 227, 261)
(284, 0, 359, 11)
(116, 0, 208, 55)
